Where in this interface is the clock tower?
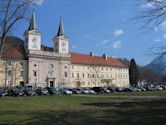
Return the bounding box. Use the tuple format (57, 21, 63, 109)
(53, 18, 69, 54)
(24, 12, 41, 51)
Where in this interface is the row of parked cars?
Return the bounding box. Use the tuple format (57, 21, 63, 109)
(0, 84, 166, 97)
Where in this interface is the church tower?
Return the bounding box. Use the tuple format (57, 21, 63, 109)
(24, 12, 41, 51)
(53, 18, 69, 54)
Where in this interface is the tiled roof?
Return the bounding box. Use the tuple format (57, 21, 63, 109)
(41, 45, 53, 52)
(70, 52, 126, 67)
(1, 36, 27, 60)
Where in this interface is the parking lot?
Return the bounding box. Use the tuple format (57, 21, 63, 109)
(1, 84, 166, 97)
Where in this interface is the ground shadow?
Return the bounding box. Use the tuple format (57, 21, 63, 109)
(0, 98, 166, 125)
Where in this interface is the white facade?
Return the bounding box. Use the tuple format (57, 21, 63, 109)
(27, 50, 71, 87)
(24, 31, 41, 51)
(53, 36, 69, 54)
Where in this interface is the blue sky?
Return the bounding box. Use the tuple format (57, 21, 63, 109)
(13, 0, 166, 66)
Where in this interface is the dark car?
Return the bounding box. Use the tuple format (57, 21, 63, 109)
(92, 87, 101, 93)
(0, 89, 8, 97)
(46, 87, 61, 95)
(35, 88, 48, 95)
(23, 88, 36, 96)
(8, 89, 20, 96)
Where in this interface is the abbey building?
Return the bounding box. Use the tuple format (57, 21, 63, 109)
(0, 13, 130, 88)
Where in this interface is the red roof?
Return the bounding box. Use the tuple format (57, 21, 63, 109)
(70, 52, 126, 67)
(1, 36, 27, 60)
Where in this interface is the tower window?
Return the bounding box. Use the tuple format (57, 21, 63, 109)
(34, 71, 37, 77)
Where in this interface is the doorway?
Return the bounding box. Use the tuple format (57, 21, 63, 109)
(50, 81, 54, 88)
(76, 81, 81, 88)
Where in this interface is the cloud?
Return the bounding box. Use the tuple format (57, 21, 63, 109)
(141, 2, 155, 8)
(33, 0, 44, 5)
(153, 21, 166, 31)
(100, 39, 110, 44)
(163, 33, 166, 39)
(154, 39, 161, 42)
(158, 21, 166, 30)
(83, 33, 96, 40)
(114, 29, 124, 37)
(140, 0, 163, 8)
(112, 40, 122, 49)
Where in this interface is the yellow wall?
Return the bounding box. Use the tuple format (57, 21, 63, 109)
(0, 59, 27, 87)
(70, 64, 130, 88)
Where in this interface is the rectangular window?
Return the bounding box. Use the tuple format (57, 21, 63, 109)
(20, 71, 24, 77)
(77, 73, 79, 78)
(88, 74, 90, 78)
(7, 61, 12, 66)
(20, 62, 23, 67)
(72, 73, 74, 78)
(83, 73, 84, 78)
(34, 71, 37, 77)
(65, 72, 68, 77)
(8, 70, 12, 76)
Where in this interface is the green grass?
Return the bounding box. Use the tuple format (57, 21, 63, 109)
(0, 91, 166, 125)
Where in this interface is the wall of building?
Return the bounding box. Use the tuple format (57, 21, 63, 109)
(28, 55, 71, 88)
(70, 64, 130, 88)
(0, 59, 27, 87)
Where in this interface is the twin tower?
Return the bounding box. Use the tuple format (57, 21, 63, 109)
(24, 13, 69, 54)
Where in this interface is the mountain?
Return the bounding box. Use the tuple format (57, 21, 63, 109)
(145, 54, 166, 75)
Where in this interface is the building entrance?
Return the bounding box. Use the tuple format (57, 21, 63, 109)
(50, 81, 54, 87)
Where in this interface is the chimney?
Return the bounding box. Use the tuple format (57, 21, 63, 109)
(89, 52, 94, 57)
(102, 53, 107, 60)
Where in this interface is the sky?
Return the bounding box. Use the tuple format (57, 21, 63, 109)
(13, 0, 166, 66)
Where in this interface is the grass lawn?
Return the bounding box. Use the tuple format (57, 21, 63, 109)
(0, 91, 166, 125)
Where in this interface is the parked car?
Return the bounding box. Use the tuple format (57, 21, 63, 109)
(0, 89, 8, 97)
(80, 88, 90, 94)
(101, 87, 111, 93)
(88, 88, 96, 94)
(46, 87, 61, 95)
(8, 88, 20, 96)
(23, 88, 36, 96)
(61, 88, 72, 95)
(41, 88, 49, 95)
(70, 88, 81, 94)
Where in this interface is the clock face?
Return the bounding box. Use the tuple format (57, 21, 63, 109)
(32, 36, 37, 42)
(48, 64, 54, 70)
(61, 42, 66, 47)
(32, 36, 37, 48)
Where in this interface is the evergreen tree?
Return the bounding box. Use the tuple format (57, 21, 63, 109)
(129, 58, 139, 86)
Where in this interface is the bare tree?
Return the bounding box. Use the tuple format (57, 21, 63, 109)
(138, 0, 166, 29)
(0, 0, 41, 57)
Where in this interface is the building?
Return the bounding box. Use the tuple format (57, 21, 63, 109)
(0, 13, 130, 88)
(70, 52, 129, 88)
